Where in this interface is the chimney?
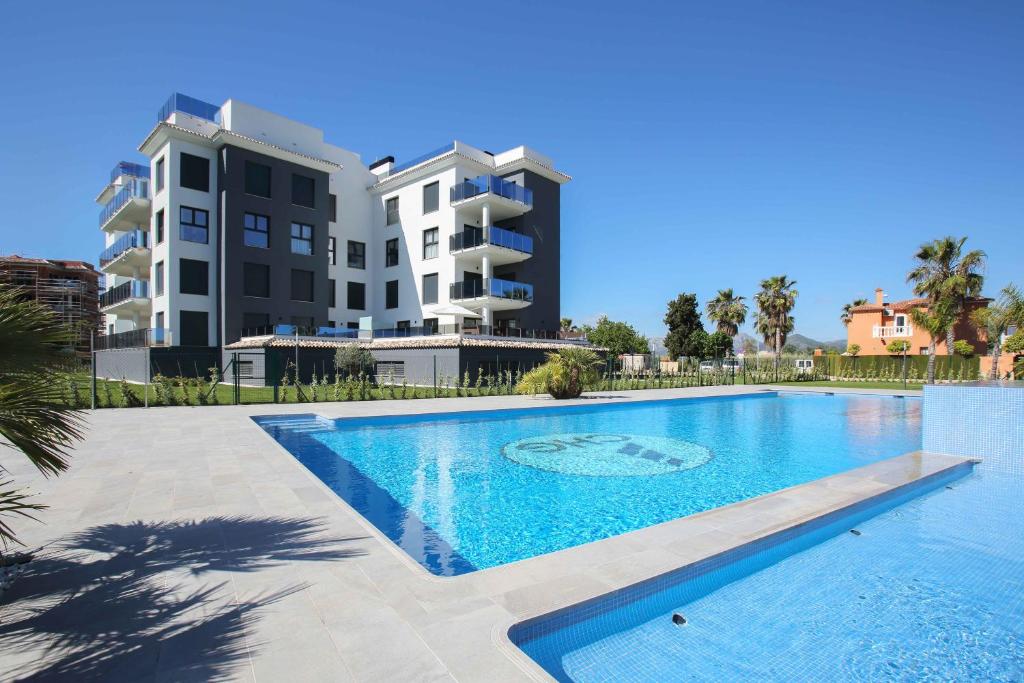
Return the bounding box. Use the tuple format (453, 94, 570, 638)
(875, 288, 884, 306)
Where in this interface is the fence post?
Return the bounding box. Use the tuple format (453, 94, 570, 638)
(144, 346, 150, 408)
(232, 353, 240, 404)
(272, 351, 279, 404)
(90, 330, 97, 410)
(433, 355, 437, 398)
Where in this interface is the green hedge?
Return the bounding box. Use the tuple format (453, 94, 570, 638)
(816, 355, 979, 382)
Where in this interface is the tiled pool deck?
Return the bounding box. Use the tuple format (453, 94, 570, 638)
(0, 385, 968, 681)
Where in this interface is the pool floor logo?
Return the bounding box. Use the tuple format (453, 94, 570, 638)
(502, 433, 712, 477)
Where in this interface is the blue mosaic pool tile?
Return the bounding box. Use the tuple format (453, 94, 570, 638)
(923, 384, 1024, 474)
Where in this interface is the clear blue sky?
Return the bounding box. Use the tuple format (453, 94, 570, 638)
(1, 1, 1020, 342)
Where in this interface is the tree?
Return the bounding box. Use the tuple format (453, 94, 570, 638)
(906, 236, 986, 353)
(741, 336, 758, 357)
(664, 294, 704, 359)
(706, 331, 733, 359)
(952, 340, 975, 358)
(970, 284, 1024, 379)
(0, 285, 85, 547)
(910, 303, 955, 384)
(706, 289, 747, 337)
(559, 317, 574, 333)
(841, 299, 869, 326)
(585, 316, 649, 357)
(333, 344, 375, 377)
(515, 347, 603, 399)
(886, 339, 911, 354)
(753, 275, 798, 367)
(847, 344, 861, 356)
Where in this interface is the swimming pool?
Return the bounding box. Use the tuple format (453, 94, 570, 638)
(511, 460, 1024, 682)
(255, 392, 921, 576)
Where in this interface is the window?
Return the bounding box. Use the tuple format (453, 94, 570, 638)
(347, 321, 360, 330)
(179, 152, 210, 192)
(179, 310, 208, 346)
(290, 222, 313, 255)
(423, 317, 438, 334)
(347, 282, 365, 310)
(243, 212, 269, 248)
(423, 181, 439, 214)
(244, 161, 271, 198)
(347, 240, 365, 269)
(290, 269, 314, 302)
(385, 196, 399, 224)
(243, 263, 270, 298)
(155, 209, 164, 244)
(329, 193, 337, 221)
(242, 312, 270, 332)
(894, 314, 906, 328)
(328, 278, 336, 307)
(385, 280, 398, 309)
(180, 206, 209, 243)
(155, 157, 165, 193)
(292, 174, 315, 208)
(422, 273, 438, 304)
(386, 238, 399, 267)
(155, 311, 164, 331)
(397, 320, 411, 331)
(179, 258, 208, 295)
(154, 261, 164, 296)
(327, 236, 337, 265)
(423, 227, 438, 259)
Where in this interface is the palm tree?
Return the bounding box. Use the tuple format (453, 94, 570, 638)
(840, 299, 869, 326)
(516, 346, 603, 399)
(559, 317, 574, 333)
(906, 236, 986, 353)
(909, 303, 955, 384)
(753, 276, 798, 366)
(0, 285, 85, 547)
(970, 284, 1024, 379)
(706, 289, 748, 337)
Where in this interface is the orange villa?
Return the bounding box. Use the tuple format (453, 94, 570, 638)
(845, 288, 990, 356)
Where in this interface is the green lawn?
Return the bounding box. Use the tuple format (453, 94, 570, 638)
(773, 380, 924, 391)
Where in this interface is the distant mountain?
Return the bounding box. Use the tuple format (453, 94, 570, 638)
(787, 333, 846, 350)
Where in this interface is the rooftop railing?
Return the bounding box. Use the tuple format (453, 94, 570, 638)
(374, 324, 459, 338)
(110, 161, 150, 184)
(99, 179, 149, 227)
(450, 277, 533, 302)
(100, 279, 148, 308)
(390, 143, 455, 175)
(99, 230, 149, 267)
(95, 328, 171, 350)
(157, 92, 220, 123)
(451, 175, 532, 206)
(235, 323, 585, 342)
(449, 226, 533, 254)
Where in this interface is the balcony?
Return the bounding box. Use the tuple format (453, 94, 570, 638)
(95, 328, 171, 350)
(110, 161, 150, 184)
(158, 92, 220, 123)
(100, 279, 150, 316)
(99, 179, 150, 232)
(450, 175, 533, 220)
(100, 230, 150, 276)
(873, 324, 914, 338)
(450, 226, 533, 265)
(450, 277, 533, 311)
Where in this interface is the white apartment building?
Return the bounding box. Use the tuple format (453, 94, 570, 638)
(95, 93, 570, 367)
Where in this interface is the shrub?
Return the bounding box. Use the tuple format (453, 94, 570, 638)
(952, 339, 974, 358)
(514, 347, 603, 399)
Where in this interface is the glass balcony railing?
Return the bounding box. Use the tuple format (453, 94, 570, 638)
(449, 226, 533, 254)
(95, 328, 171, 350)
(110, 161, 150, 184)
(99, 179, 149, 227)
(99, 230, 149, 267)
(450, 277, 533, 302)
(100, 280, 148, 308)
(157, 92, 220, 123)
(390, 143, 455, 175)
(450, 175, 533, 206)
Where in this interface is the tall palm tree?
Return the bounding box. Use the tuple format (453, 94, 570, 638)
(909, 303, 955, 384)
(840, 299, 869, 326)
(971, 284, 1024, 379)
(559, 317, 574, 333)
(0, 285, 85, 547)
(754, 276, 798, 366)
(906, 236, 986, 353)
(706, 289, 748, 337)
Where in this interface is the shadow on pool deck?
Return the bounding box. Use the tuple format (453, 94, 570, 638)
(0, 516, 367, 681)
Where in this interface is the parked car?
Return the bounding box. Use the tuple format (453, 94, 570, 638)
(699, 360, 718, 372)
(721, 359, 741, 372)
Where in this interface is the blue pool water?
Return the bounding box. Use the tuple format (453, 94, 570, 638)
(255, 392, 921, 575)
(512, 462, 1024, 682)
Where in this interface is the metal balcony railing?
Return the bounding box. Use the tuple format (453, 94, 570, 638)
(450, 175, 533, 206)
(110, 162, 150, 183)
(450, 277, 533, 302)
(100, 280, 148, 308)
(873, 324, 914, 338)
(157, 92, 220, 123)
(99, 179, 149, 228)
(449, 226, 533, 254)
(94, 328, 171, 350)
(99, 230, 149, 267)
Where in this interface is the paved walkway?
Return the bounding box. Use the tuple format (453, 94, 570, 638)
(0, 385, 938, 681)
